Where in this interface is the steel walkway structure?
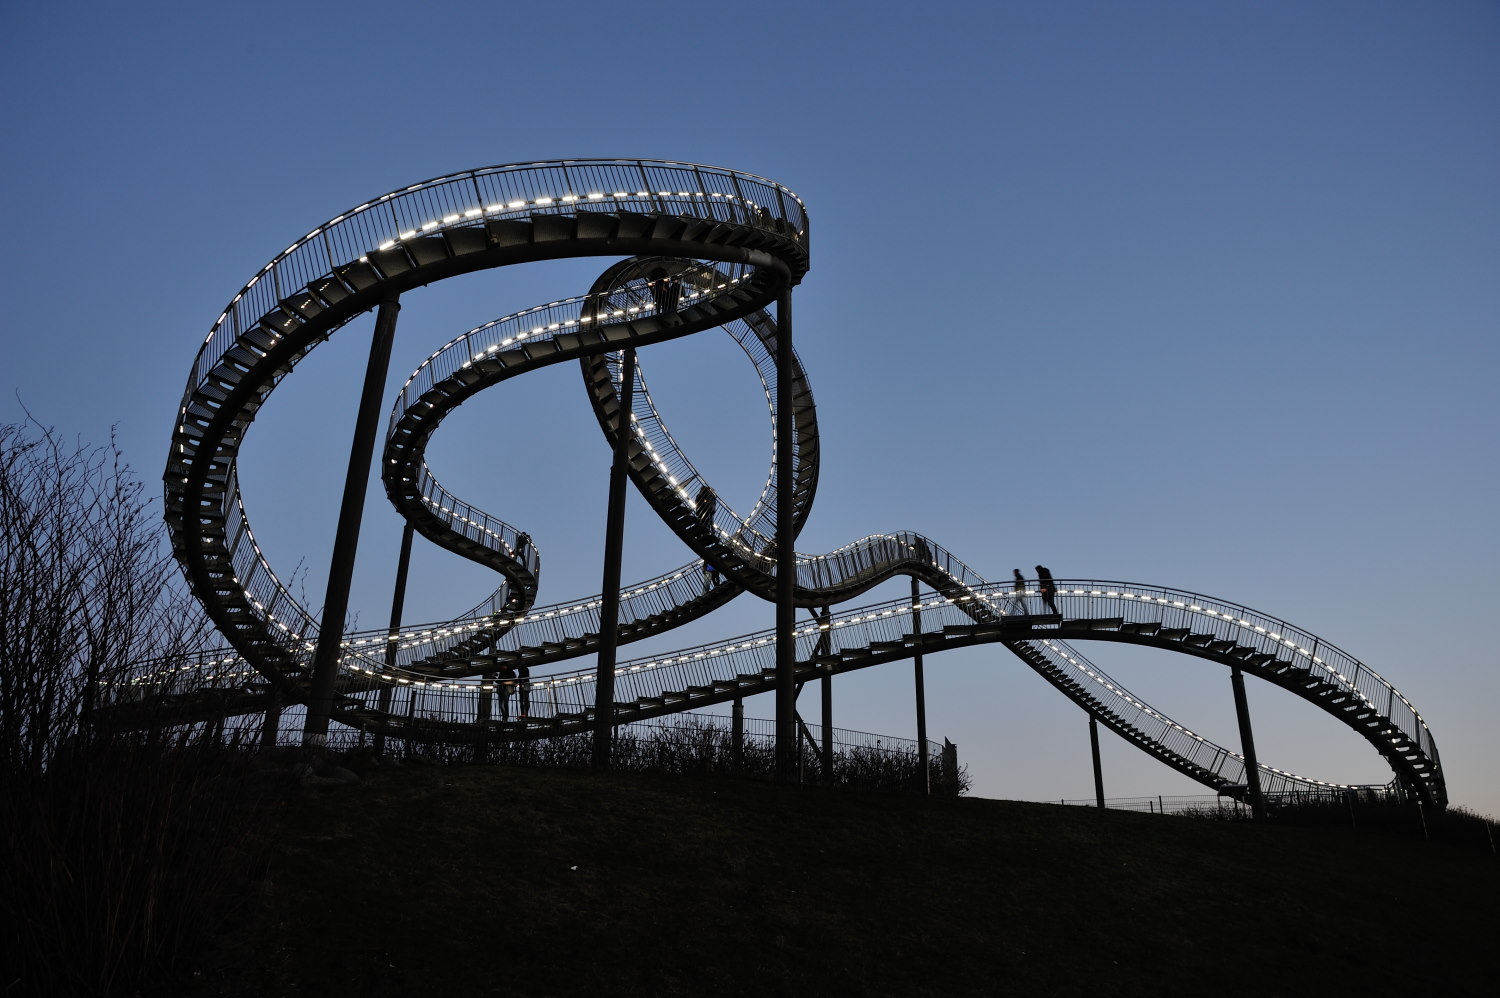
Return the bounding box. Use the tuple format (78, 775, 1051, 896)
(134, 160, 1441, 805)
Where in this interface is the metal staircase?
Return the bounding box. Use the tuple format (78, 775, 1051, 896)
(124, 159, 1444, 807)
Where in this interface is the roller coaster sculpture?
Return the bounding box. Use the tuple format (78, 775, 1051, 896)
(138, 160, 1442, 806)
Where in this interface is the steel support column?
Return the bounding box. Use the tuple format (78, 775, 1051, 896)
(1230, 664, 1267, 819)
(375, 521, 414, 758)
(304, 292, 401, 748)
(259, 685, 282, 750)
(731, 696, 744, 771)
(811, 606, 833, 781)
(1089, 714, 1106, 809)
(912, 577, 930, 795)
(592, 347, 637, 769)
(774, 287, 797, 783)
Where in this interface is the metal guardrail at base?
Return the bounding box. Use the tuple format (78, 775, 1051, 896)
(1059, 786, 1400, 816)
(1059, 795, 1252, 816)
(205, 707, 954, 787)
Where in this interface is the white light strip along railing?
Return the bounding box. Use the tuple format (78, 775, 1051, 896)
(193, 161, 805, 396)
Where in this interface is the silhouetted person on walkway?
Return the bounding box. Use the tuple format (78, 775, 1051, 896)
(516, 663, 530, 718)
(1036, 565, 1059, 615)
(695, 484, 716, 535)
(648, 266, 681, 318)
(496, 665, 517, 721)
(703, 560, 719, 594)
(514, 531, 531, 568)
(1013, 568, 1026, 593)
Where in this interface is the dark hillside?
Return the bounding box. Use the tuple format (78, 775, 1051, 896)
(183, 766, 1495, 998)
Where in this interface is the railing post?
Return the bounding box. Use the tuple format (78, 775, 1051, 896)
(593, 347, 637, 770)
(304, 292, 401, 749)
(1230, 664, 1267, 820)
(774, 285, 797, 783)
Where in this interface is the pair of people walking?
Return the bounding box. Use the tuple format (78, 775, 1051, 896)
(1014, 565, 1060, 615)
(494, 664, 529, 721)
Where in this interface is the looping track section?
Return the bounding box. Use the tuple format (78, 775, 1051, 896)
(160, 159, 1445, 806)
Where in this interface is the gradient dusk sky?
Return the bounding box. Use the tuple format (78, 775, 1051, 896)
(2, 1, 1496, 816)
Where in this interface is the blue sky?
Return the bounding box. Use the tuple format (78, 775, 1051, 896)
(2, 0, 1496, 815)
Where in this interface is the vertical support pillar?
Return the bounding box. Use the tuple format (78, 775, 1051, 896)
(813, 606, 833, 782)
(774, 285, 797, 783)
(1230, 664, 1267, 820)
(375, 521, 414, 758)
(912, 577, 929, 796)
(260, 685, 283, 751)
(1089, 714, 1106, 809)
(593, 347, 637, 769)
(474, 679, 492, 764)
(304, 292, 401, 748)
(731, 696, 744, 772)
(940, 739, 958, 795)
(403, 681, 417, 756)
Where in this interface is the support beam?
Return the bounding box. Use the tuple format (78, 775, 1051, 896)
(1230, 664, 1267, 820)
(304, 293, 401, 748)
(775, 286, 797, 783)
(592, 347, 637, 769)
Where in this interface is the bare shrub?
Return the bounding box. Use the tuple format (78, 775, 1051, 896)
(365, 713, 969, 795)
(0, 419, 260, 997)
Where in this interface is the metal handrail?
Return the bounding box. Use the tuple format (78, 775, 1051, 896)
(122, 576, 1432, 801)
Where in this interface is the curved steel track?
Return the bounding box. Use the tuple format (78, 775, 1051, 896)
(148, 160, 1443, 805)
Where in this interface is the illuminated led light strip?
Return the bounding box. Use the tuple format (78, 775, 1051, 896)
(1037, 586, 1410, 710)
(372, 189, 798, 254)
